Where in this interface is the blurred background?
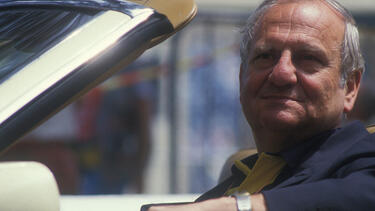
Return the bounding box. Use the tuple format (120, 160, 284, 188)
(2, 0, 375, 196)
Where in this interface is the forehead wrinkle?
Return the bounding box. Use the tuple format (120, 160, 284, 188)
(263, 5, 323, 43)
(267, 22, 321, 37)
(272, 3, 297, 42)
(257, 33, 327, 54)
(264, 22, 325, 48)
(261, 3, 343, 48)
(294, 2, 340, 42)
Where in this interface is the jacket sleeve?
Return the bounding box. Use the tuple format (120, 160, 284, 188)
(263, 148, 375, 211)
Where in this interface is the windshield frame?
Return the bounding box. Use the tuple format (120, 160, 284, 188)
(0, 2, 173, 152)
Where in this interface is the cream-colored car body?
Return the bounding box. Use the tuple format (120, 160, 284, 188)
(0, 162, 60, 211)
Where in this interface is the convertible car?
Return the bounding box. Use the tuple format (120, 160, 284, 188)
(0, 0, 196, 210)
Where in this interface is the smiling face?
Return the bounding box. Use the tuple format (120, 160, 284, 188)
(240, 1, 359, 152)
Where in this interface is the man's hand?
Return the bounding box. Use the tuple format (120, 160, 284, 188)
(147, 194, 267, 211)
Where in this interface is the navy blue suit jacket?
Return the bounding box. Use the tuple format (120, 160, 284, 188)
(197, 121, 375, 210)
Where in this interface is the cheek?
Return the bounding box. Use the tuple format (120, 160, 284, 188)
(299, 73, 343, 112)
(240, 70, 270, 126)
(240, 69, 270, 99)
(301, 76, 326, 101)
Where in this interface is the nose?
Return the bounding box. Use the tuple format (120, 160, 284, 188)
(268, 50, 297, 87)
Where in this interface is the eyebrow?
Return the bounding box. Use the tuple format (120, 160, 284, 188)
(252, 42, 330, 59)
(296, 42, 328, 54)
(251, 44, 273, 56)
(295, 43, 331, 64)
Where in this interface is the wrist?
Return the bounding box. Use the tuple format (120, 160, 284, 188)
(198, 197, 237, 211)
(250, 193, 267, 211)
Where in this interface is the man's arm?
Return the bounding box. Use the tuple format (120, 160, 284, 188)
(263, 170, 375, 211)
(145, 194, 267, 211)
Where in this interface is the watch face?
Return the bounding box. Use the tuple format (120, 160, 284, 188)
(0, 0, 197, 151)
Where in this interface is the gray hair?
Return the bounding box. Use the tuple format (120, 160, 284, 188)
(240, 0, 365, 86)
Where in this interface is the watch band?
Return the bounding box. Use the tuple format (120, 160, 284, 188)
(231, 192, 252, 211)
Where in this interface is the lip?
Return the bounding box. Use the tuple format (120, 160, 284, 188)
(261, 95, 301, 102)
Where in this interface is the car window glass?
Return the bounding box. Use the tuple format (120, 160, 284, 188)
(0, 9, 100, 82)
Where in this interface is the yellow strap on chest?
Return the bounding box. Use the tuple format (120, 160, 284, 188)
(226, 152, 286, 195)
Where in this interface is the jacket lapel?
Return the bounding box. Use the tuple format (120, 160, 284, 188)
(273, 121, 369, 189)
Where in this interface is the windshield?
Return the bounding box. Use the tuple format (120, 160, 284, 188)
(0, 9, 99, 82)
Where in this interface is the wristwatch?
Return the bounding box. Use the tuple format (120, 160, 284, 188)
(231, 192, 252, 211)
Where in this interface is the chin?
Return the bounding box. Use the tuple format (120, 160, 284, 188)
(259, 111, 304, 131)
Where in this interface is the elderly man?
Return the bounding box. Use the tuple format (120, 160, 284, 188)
(146, 0, 375, 210)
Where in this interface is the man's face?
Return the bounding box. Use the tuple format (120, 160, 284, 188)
(240, 1, 349, 141)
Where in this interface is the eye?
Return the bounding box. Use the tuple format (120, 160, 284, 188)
(302, 54, 321, 62)
(254, 52, 273, 61)
(251, 52, 276, 69)
(293, 52, 327, 73)
(294, 50, 327, 65)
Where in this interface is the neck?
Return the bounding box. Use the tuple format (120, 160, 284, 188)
(254, 131, 301, 153)
(253, 123, 339, 153)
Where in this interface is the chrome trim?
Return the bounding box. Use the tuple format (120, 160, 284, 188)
(0, 9, 154, 124)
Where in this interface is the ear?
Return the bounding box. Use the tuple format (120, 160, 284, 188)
(344, 70, 362, 113)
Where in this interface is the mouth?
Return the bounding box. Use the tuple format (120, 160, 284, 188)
(261, 95, 301, 102)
